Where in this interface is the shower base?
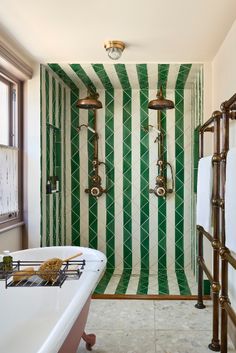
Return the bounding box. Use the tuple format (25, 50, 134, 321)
(94, 268, 199, 296)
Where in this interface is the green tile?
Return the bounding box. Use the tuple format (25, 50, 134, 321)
(137, 269, 149, 294)
(48, 64, 78, 91)
(158, 86, 167, 270)
(158, 64, 169, 88)
(139, 88, 149, 270)
(176, 270, 191, 295)
(88, 110, 98, 249)
(105, 89, 115, 268)
(92, 64, 113, 90)
(45, 69, 50, 247)
(122, 88, 132, 269)
(158, 269, 169, 294)
(70, 64, 96, 92)
(176, 64, 192, 89)
(136, 64, 149, 89)
(115, 269, 132, 294)
(204, 279, 211, 295)
(175, 86, 185, 270)
(71, 89, 80, 246)
(94, 269, 114, 294)
(114, 64, 131, 90)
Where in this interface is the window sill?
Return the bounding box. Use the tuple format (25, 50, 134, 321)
(0, 221, 24, 234)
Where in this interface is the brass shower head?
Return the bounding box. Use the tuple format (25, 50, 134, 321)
(148, 86, 174, 110)
(77, 90, 102, 110)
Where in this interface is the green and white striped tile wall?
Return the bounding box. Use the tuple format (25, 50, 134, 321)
(41, 65, 72, 246)
(41, 63, 203, 293)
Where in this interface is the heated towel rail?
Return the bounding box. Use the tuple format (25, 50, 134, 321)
(196, 93, 236, 353)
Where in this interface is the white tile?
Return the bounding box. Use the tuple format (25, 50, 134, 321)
(86, 300, 155, 331)
(148, 274, 159, 294)
(126, 273, 140, 294)
(78, 329, 156, 353)
(154, 300, 212, 331)
(104, 274, 121, 294)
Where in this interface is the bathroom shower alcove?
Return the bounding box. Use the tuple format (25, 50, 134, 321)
(40, 63, 204, 296)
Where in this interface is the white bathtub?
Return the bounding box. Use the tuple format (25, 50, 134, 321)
(0, 246, 106, 353)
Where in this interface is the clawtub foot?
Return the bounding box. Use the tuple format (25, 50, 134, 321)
(82, 332, 96, 351)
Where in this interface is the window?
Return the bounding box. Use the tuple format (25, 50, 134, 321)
(0, 70, 23, 229)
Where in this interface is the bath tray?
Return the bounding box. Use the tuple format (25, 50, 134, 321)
(3, 259, 86, 289)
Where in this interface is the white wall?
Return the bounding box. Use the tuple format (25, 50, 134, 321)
(0, 227, 22, 252)
(23, 65, 41, 248)
(212, 18, 236, 339)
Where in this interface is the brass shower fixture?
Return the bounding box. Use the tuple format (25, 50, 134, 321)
(148, 86, 174, 110)
(77, 90, 107, 199)
(147, 86, 175, 198)
(77, 90, 102, 110)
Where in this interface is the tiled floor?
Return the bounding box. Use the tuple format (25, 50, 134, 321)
(94, 269, 198, 295)
(78, 300, 236, 353)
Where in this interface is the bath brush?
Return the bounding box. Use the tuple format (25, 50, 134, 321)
(38, 252, 83, 283)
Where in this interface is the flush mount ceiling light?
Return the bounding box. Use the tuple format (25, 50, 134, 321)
(104, 40, 125, 60)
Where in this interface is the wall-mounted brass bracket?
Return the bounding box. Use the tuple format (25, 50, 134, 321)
(219, 295, 231, 307)
(212, 198, 224, 208)
(212, 281, 221, 293)
(212, 154, 222, 164)
(219, 247, 230, 259)
(212, 240, 221, 250)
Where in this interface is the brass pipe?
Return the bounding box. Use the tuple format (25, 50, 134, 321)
(209, 113, 221, 352)
(221, 92, 236, 111)
(196, 95, 236, 353)
(149, 110, 174, 198)
(81, 109, 107, 198)
(205, 127, 215, 132)
(198, 256, 214, 285)
(200, 111, 221, 132)
(157, 110, 163, 161)
(195, 229, 206, 309)
(195, 131, 205, 309)
(221, 249, 236, 270)
(93, 110, 99, 177)
(220, 299, 236, 327)
(197, 226, 214, 244)
(220, 106, 230, 353)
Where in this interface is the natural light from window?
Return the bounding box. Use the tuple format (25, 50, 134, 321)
(0, 80, 9, 146)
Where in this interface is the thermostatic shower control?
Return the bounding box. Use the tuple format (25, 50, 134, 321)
(77, 92, 108, 200)
(147, 87, 175, 198)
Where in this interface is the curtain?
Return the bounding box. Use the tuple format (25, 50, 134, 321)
(0, 145, 18, 216)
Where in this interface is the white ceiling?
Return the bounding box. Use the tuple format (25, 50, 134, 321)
(0, 0, 236, 63)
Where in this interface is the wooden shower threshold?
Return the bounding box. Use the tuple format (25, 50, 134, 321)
(92, 294, 211, 300)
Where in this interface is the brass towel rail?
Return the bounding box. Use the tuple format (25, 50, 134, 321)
(196, 93, 236, 353)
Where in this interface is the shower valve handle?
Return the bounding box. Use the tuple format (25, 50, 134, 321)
(149, 187, 166, 197)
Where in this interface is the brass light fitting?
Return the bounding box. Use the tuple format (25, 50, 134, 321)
(104, 40, 125, 60)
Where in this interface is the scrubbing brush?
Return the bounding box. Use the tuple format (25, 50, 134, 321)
(38, 251, 83, 283)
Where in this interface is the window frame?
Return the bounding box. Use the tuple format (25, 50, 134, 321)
(0, 67, 23, 230)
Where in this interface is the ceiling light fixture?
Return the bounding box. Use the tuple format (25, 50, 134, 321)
(104, 40, 125, 60)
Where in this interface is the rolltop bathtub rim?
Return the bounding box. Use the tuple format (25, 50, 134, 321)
(0, 246, 107, 353)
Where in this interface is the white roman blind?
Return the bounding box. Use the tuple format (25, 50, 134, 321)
(0, 145, 18, 216)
